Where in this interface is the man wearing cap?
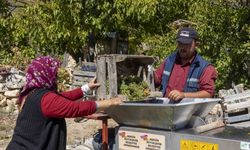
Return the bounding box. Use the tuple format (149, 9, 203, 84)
(154, 27, 217, 101)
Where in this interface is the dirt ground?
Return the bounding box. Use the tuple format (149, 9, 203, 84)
(0, 112, 16, 150)
(0, 113, 118, 150)
(66, 118, 118, 145)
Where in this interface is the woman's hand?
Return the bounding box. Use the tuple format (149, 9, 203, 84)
(88, 77, 100, 90)
(95, 97, 123, 112)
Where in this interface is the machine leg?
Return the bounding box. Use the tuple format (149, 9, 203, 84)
(102, 119, 108, 150)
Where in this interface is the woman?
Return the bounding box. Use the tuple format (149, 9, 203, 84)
(7, 56, 122, 150)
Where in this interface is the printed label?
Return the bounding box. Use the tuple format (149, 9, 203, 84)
(180, 140, 218, 150)
(118, 130, 165, 150)
(241, 142, 250, 150)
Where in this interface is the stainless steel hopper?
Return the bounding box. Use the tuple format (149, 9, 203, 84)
(106, 98, 221, 130)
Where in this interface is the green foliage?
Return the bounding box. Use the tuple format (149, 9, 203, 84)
(14, 1, 88, 56)
(115, 0, 158, 22)
(119, 76, 150, 101)
(142, 0, 250, 89)
(0, 0, 9, 17)
(57, 67, 70, 92)
(0, 0, 249, 91)
(0, 17, 12, 55)
(187, 0, 250, 88)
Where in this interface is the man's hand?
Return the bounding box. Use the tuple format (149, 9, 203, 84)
(88, 77, 100, 90)
(168, 90, 185, 101)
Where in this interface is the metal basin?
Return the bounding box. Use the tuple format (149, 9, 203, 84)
(106, 98, 221, 130)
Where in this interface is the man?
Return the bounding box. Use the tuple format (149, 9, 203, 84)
(154, 27, 217, 101)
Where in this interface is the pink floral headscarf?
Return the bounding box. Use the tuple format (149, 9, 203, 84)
(19, 56, 61, 103)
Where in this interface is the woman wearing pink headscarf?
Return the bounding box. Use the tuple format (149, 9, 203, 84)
(7, 56, 122, 150)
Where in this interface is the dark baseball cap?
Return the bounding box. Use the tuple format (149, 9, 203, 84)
(176, 27, 198, 44)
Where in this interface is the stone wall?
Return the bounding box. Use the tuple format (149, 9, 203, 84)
(0, 67, 25, 114)
(0, 67, 25, 148)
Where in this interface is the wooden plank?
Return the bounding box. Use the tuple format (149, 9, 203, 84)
(194, 120, 224, 133)
(61, 52, 68, 67)
(111, 54, 155, 64)
(225, 113, 250, 123)
(219, 89, 236, 97)
(82, 62, 97, 67)
(72, 81, 88, 86)
(80, 62, 97, 72)
(225, 100, 250, 112)
(96, 56, 107, 100)
(147, 69, 155, 91)
(234, 84, 244, 93)
(223, 90, 250, 102)
(73, 76, 94, 82)
(107, 55, 118, 98)
(137, 66, 143, 77)
(73, 70, 96, 77)
(227, 121, 250, 128)
(78, 57, 82, 66)
(73, 78, 91, 83)
(142, 67, 147, 81)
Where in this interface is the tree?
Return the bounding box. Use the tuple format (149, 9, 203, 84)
(0, 0, 249, 89)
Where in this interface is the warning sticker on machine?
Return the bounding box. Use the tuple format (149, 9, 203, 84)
(180, 140, 218, 150)
(118, 130, 165, 150)
(240, 141, 250, 150)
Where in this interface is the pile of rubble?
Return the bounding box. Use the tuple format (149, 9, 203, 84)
(218, 84, 250, 124)
(0, 67, 25, 149)
(0, 67, 25, 115)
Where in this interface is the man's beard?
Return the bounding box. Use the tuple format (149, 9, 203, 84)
(178, 47, 195, 61)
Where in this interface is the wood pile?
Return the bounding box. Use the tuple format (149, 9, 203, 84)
(219, 84, 250, 123)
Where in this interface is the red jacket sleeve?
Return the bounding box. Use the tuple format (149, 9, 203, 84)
(59, 88, 83, 101)
(41, 91, 96, 118)
(199, 65, 218, 96)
